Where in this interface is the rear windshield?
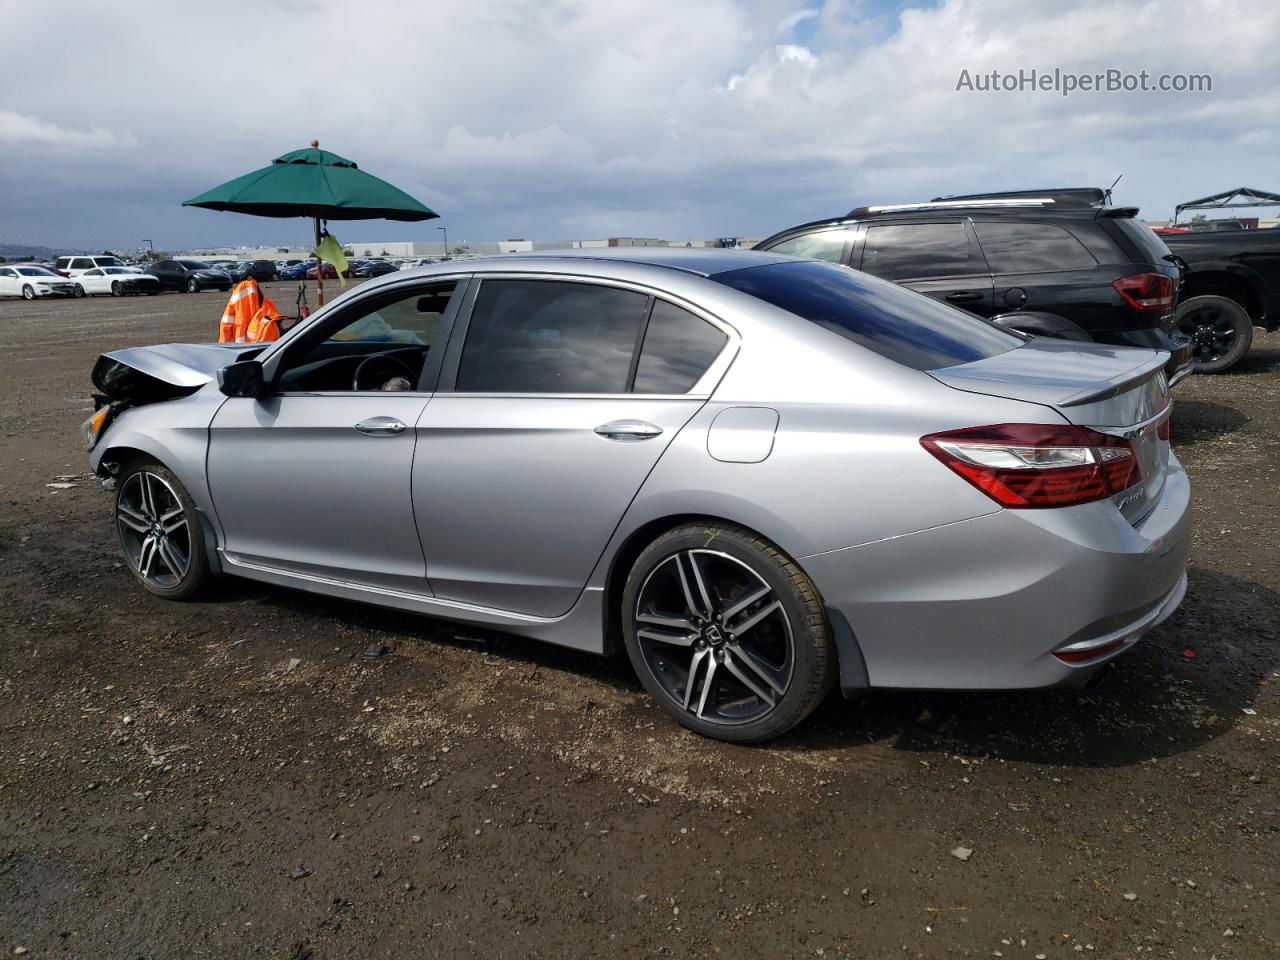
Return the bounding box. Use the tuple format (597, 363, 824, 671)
(713, 260, 1021, 370)
(1113, 219, 1173, 266)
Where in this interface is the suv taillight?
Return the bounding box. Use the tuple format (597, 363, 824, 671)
(1112, 273, 1175, 312)
(921, 424, 1140, 508)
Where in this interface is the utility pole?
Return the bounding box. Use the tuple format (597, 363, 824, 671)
(142, 238, 154, 258)
(437, 225, 448, 260)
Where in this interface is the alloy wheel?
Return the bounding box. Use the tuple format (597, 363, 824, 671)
(634, 549, 794, 725)
(117, 471, 192, 589)
(1177, 305, 1237, 363)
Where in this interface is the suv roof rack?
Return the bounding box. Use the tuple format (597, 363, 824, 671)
(930, 187, 1108, 207)
(847, 197, 1058, 217)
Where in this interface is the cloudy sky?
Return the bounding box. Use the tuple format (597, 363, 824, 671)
(2, 0, 1277, 251)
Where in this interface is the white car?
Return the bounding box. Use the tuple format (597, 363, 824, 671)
(75, 266, 161, 297)
(54, 254, 126, 277)
(0, 264, 78, 299)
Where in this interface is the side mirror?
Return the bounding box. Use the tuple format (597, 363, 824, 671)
(217, 359, 265, 398)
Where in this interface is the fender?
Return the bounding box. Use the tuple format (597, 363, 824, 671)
(1178, 260, 1276, 329)
(989, 310, 1092, 342)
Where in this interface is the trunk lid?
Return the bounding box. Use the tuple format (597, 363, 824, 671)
(92, 342, 260, 404)
(931, 338, 1172, 523)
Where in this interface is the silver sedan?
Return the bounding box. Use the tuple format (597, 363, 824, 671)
(85, 249, 1190, 742)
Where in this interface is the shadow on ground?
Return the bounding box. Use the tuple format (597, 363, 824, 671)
(1171, 398, 1250, 445)
(212, 565, 1277, 772)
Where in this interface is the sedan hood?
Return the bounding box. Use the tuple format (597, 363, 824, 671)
(92, 342, 260, 403)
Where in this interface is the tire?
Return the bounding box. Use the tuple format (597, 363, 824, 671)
(22, 284, 34, 300)
(115, 459, 211, 601)
(621, 523, 835, 743)
(111, 281, 122, 297)
(1175, 295, 1253, 373)
(186, 278, 200, 293)
(74, 284, 86, 298)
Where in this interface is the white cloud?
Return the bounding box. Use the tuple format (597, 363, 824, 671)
(0, 0, 1277, 248)
(777, 6, 819, 33)
(0, 111, 136, 149)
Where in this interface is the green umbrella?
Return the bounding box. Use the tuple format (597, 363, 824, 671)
(183, 141, 438, 304)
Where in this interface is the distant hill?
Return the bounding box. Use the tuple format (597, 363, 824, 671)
(0, 242, 93, 261)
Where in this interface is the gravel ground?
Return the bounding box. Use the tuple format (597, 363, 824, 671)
(1, 286, 1277, 959)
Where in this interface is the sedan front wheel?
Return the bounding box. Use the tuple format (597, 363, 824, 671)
(186, 278, 200, 293)
(115, 460, 210, 600)
(622, 523, 835, 742)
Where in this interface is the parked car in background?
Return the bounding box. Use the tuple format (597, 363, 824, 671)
(756, 188, 1193, 384)
(220, 261, 253, 283)
(75, 266, 161, 297)
(306, 263, 338, 280)
(242, 259, 280, 282)
(55, 255, 125, 277)
(361, 259, 399, 278)
(145, 259, 232, 293)
(85, 248, 1188, 743)
(1162, 227, 1280, 372)
(280, 262, 312, 281)
(0, 264, 78, 298)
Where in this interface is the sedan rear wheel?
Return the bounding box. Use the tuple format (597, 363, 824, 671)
(115, 460, 210, 600)
(74, 284, 86, 298)
(622, 523, 834, 742)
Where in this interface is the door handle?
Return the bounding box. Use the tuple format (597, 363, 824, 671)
(594, 419, 663, 442)
(354, 416, 408, 436)
(945, 291, 983, 303)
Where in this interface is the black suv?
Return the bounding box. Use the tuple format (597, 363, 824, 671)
(756, 188, 1192, 383)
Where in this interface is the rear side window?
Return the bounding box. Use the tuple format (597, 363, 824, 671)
(457, 280, 649, 393)
(71, 258, 93, 270)
(55, 258, 71, 270)
(859, 222, 980, 280)
(633, 300, 727, 393)
(1109, 218, 1174, 267)
(762, 230, 850, 264)
(974, 222, 1097, 273)
(714, 260, 1021, 371)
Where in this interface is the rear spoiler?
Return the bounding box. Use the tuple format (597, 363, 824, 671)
(1058, 351, 1168, 406)
(1098, 207, 1139, 219)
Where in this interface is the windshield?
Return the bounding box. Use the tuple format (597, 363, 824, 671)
(714, 259, 1022, 371)
(179, 260, 211, 270)
(17, 266, 58, 277)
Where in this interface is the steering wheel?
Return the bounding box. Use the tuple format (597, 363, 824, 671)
(352, 354, 417, 391)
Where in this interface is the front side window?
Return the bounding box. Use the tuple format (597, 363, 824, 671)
(859, 222, 979, 281)
(763, 230, 850, 264)
(456, 280, 649, 394)
(974, 222, 1098, 273)
(85, 268, 102, 276)
(714, 259, 1020, 371)
(277, 282, 458, 393)
(633, 300, 727, 393)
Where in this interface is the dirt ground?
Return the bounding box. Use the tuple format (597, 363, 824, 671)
(1, 285, 1277, 960)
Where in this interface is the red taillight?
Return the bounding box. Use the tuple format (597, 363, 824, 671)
(921, 423, 1140, 508)
(1112, 273, 1175, 312)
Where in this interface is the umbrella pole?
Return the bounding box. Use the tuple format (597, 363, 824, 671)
(314, 216, 325, 307)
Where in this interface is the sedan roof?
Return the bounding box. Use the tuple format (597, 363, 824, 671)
(466, 246, 793, 277)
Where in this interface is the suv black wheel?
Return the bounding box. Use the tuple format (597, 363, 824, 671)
(621, 523, 834, 743)
(1175, 295, 1253, 373)
(115, 459, 211, 600)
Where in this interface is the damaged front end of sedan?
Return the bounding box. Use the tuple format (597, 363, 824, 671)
(84, 342, 263, 484)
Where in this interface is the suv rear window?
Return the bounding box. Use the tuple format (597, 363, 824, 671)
(1111, 218, 1174, 267)
(714, 260, 1021, 371)
(973, 222, 1097, 273)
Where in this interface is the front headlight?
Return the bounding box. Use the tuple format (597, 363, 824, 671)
(83, 406, 110, 450)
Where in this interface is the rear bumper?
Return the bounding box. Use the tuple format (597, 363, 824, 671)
(800, 454, 1192, 691)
